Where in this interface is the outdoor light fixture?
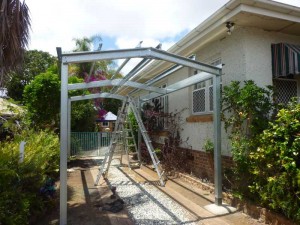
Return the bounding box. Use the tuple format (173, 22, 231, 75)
(226, 22, 235, 35)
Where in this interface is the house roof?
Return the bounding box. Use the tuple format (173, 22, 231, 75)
(103, 111, 117, 121)
(124, 0, 300, 87)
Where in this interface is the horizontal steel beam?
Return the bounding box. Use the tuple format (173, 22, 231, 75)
(70, 92, 125, 102)
(140, 72, 213, 101)
(67, 79, 167, 94)
(61, 48, 153, 64)
(61, 47, 221, 75)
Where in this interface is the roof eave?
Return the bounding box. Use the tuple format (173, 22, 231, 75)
(136, 0, 300, 78)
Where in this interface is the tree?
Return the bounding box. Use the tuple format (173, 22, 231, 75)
(0, 0, 31, 86)
(68, 76, 97, 132)
(71, 35, 123, 116)
(72, 37, 94, 78)
(72, 35, 103, 78)
(23, 71, 60, 130)
(102, 98, 122, 115)
(23, 68, 97, 131)
(6, 50, 56, 101)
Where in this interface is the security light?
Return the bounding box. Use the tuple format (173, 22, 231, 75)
(226, 22, 235, 35)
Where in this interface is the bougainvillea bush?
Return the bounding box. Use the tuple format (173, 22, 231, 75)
(0, 130, 59, 224)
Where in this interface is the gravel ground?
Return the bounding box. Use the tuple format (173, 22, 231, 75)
(106, 159, 199, 225)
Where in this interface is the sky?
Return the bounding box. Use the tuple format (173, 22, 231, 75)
(26, 0, 300, 71)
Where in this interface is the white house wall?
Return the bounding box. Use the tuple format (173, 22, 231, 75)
(186, 27, 247, 155)
(166, 68, 191, 148)
(243, 27, 300, 87)
(157, 26, 300, 156)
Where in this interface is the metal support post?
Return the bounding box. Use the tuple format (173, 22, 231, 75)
(137, 98, 142, 164)
(213, 70, 222, 206)
(60, 64, 68, 225)
(67, 99, 71, 157)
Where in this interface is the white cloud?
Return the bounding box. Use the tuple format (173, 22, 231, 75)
(26, 0, 300, 62)
(273, 0, 300, 6)
(113, 37, 176, 75)
(26, 0, 229, 55)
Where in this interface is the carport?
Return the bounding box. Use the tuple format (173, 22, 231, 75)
(57, 46, 222, 225)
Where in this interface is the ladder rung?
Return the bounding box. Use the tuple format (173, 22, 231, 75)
(127, 144, 135, 147)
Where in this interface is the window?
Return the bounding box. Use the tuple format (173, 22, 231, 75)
(192, 58, 221, 114)
(273, 78, 298, 104)
(193, 79, 212, 114)
(102, 121, 109, 127)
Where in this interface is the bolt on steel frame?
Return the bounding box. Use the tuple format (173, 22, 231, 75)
(58, 47, 222, 225)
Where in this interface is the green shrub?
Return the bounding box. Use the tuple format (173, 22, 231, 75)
(250, 100, 300, 222)
(127, 111, 139, 143)
(0, 130, 59, 224)
(222, 80, 275, 194)
(203, 139, 214, 154)
(23, 72, 60, 130)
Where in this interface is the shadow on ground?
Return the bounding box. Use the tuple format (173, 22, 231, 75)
(32, 158, 112, 225)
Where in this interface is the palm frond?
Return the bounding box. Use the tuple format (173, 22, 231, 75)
(0, 0, 31, 86)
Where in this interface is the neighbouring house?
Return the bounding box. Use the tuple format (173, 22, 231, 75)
(96, 111, 117, 132)
(122, 0, 300, 181)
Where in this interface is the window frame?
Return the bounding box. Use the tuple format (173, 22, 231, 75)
(192, 58, 222, 115)
(101, 121, 109, 127)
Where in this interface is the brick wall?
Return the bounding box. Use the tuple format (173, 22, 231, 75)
(151, 141, 233, 183)
(188, 150, 233, 183)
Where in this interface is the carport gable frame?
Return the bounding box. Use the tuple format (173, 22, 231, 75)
(59, 47, 222, 225)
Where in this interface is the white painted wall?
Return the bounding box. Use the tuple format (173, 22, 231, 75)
(143, 26, 300, 156)
(168, 28, 300, 155)
(182, 27, 248, 155)
(243, 27, 300, 87)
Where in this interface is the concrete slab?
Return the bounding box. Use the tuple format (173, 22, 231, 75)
(204, 203, 237, 215)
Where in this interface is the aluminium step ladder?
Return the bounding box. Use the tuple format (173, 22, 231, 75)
(94, 99, 128, 185)
(120, 116, 141, 169)
(94, 96, 167, 186)
(127, 97, 167, 186)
